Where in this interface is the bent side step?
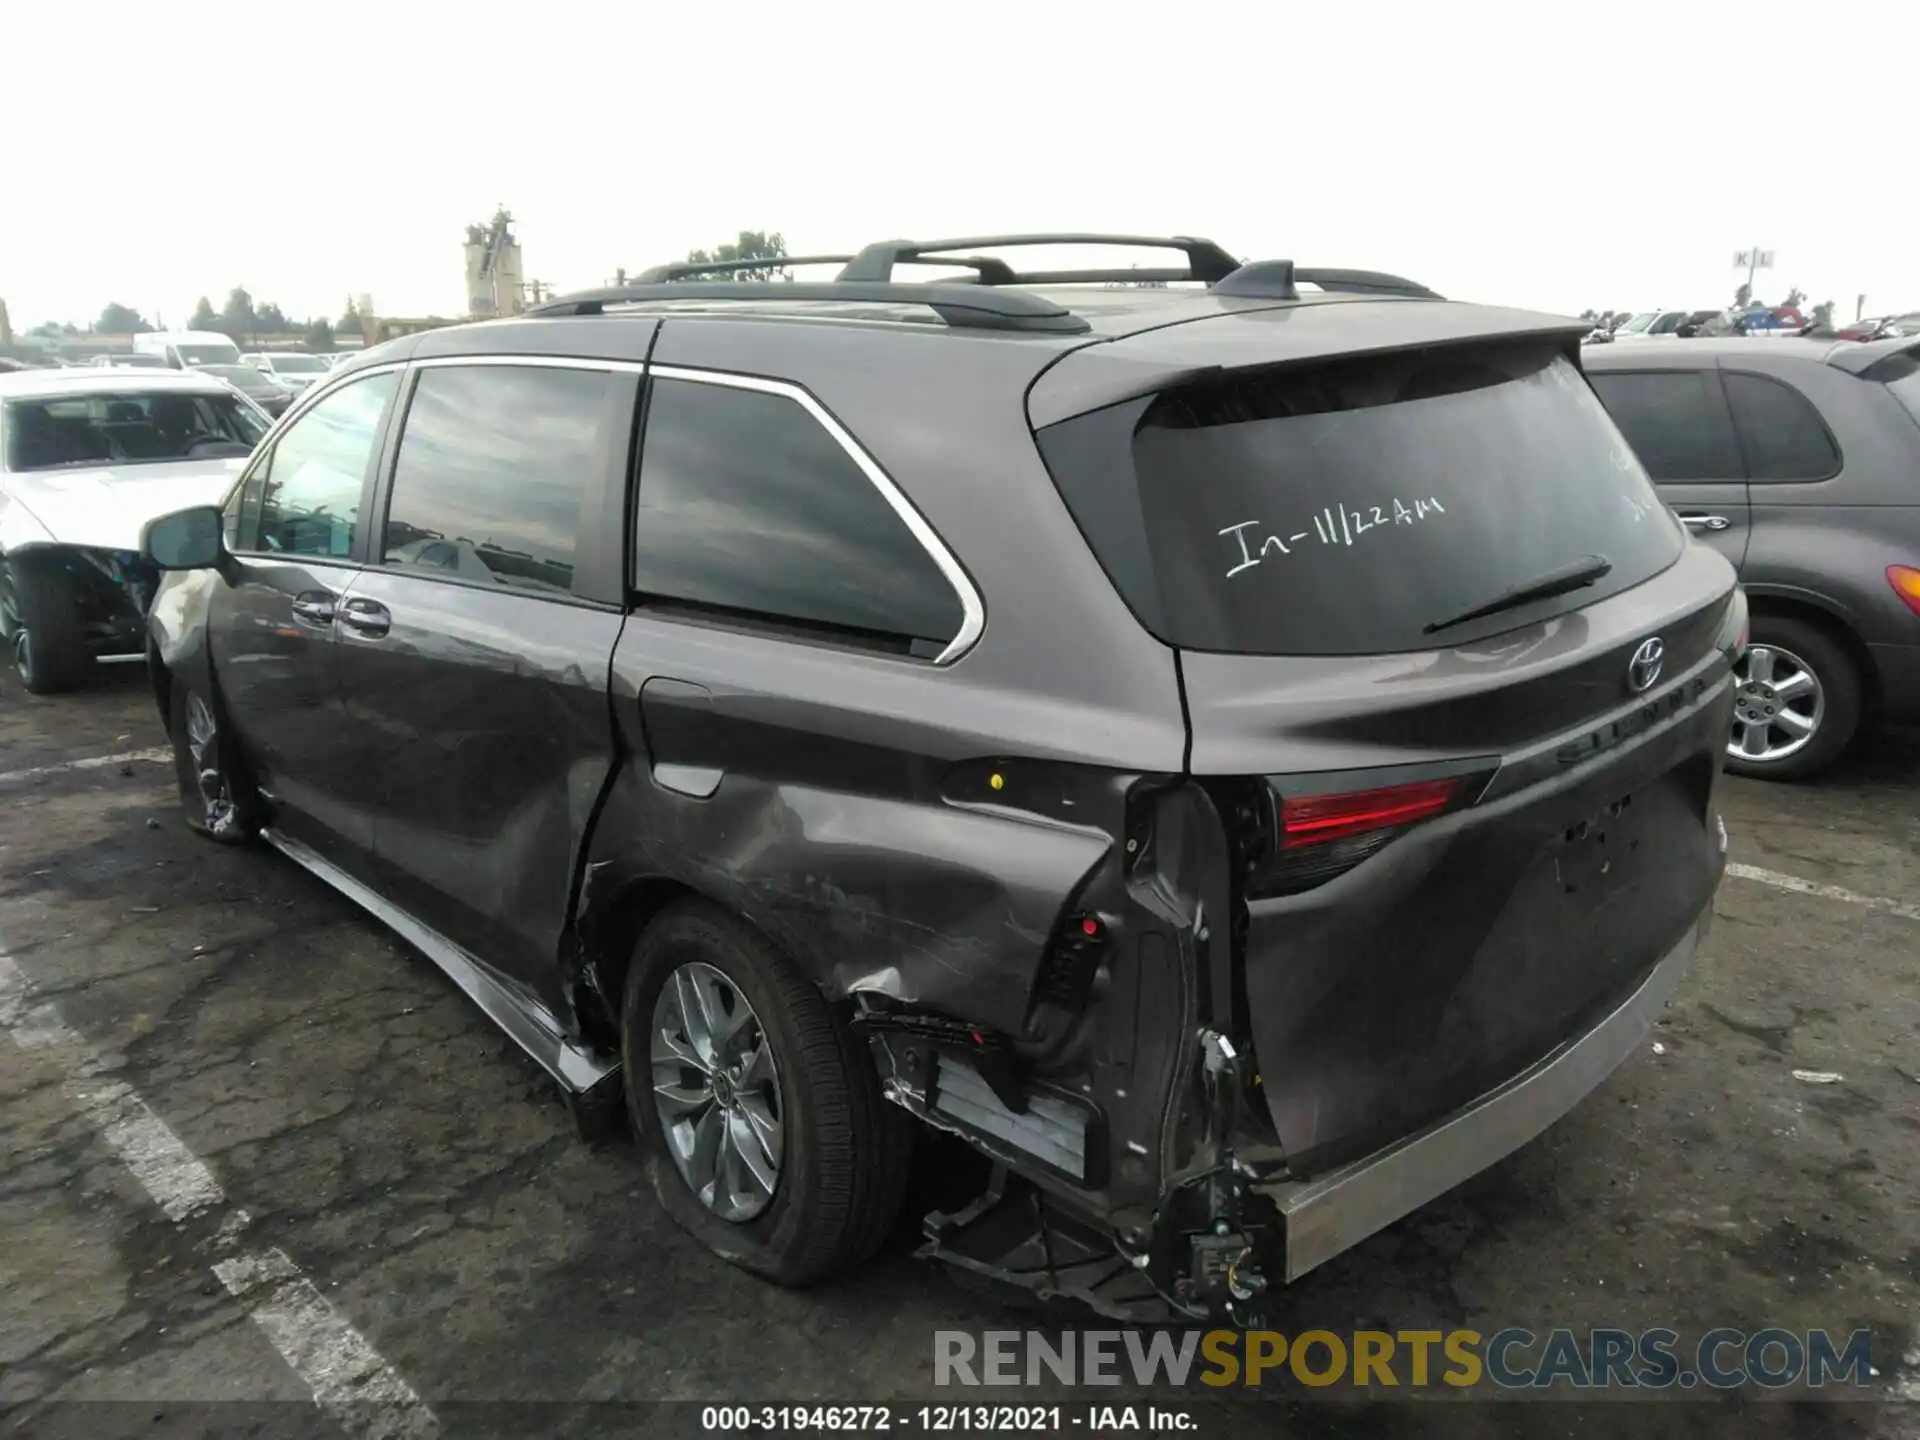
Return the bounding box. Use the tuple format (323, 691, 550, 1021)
(261, 828, 624, 1143)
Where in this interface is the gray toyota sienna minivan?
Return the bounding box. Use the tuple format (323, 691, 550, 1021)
(138, 234, 1741, 1317)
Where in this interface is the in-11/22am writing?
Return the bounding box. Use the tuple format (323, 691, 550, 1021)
(1219, 496, 1447, 578)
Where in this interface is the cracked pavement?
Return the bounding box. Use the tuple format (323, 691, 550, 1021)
(1, 663, 1916, 1438)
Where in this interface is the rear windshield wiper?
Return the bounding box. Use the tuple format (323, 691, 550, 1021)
(1422, 554, 1613, 635)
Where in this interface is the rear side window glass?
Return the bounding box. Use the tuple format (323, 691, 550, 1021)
(382, 364, 611, 595)
(243, 370, 398, 556)
(1586, 371, 1743, 481)
(1723, 371, 1841, 481)
(1037, 345, 1686, 657)
(632, 377, 965, 654)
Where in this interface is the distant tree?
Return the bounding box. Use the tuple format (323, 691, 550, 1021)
(189, 296, 218, 331)
(1781, 286, 1807, 311)
(1811, 300, 1835, 328)
(337, 299, 363, 336)
(304, 317, 335, 351)
(1733, 282, 1752, 309)
(253, 301, 291, 334)
(97, 302, 152, 334)
(1579, 309, 1598, 323)
(29, 321, 64, 338)
(219, 286, 257, 342)
(682, 229, 790, 282)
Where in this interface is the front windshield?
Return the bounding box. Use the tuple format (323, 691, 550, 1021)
(118, 355, 170, 368)
(176, 343, 239, 365)
(1617, 312, 1657, 334)
(3, 390, 268, 471)
(269, 354, 328, 373)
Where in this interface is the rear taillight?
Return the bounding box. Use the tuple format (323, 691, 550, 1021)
(1888, 565, 1920, 618)
(1244, 775, 1476, 898)
(1280, 778, 1465, 849)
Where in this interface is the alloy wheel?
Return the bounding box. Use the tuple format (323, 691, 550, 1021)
(650, 960, 785, 1222)
(184, 692, 238, 834)
(1730, 644, 1825, 765)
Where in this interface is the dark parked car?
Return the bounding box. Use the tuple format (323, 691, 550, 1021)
(1585, 335, 1920, 779)
(136, 233, 1740, 1316)
(198, 363, 296, 417)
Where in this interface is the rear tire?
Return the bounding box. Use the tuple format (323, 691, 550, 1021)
(169, 678, 259, 843)
(2, 553, 93, 695)
(1725, 615, 1862, 782)
(620, 900, 911, 1286)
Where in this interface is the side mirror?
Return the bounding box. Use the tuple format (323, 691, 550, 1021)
(141, 505, 226, 571)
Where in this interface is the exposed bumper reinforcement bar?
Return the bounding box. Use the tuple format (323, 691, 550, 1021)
(1254, 915, 1703, 1284)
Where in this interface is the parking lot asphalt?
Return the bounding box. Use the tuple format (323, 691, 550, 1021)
(1, 662, 1915, 1440)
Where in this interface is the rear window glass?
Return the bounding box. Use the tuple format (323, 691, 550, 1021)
(1036, 344, 1686, 656)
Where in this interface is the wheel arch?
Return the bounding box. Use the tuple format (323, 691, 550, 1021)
(1741, 590, 1880, 719)
(572, 871, 716, 1050)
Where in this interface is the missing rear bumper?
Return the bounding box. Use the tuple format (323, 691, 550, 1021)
(1252, 914, 1703, 1283)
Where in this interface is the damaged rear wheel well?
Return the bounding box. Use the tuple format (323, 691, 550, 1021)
(575, 876, 701, 1049)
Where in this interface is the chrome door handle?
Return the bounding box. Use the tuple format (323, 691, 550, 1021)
(1681, 514, 1731, 532)
(289, 594, 336, 625)
(338, 598, 391, 637)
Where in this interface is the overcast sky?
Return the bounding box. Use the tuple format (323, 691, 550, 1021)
(7, 1, 1912, 331)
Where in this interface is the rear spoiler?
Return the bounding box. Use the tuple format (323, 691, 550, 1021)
(1025, 308, 1590, 429)
(1828, 333, 1920, 377)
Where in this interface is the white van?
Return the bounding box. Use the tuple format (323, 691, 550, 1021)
(134, 331, 242, 370)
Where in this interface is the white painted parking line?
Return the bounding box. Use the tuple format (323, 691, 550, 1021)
(0, 950, 438, 1439)
(0, 747, 171, 787)
(1725, 862, 1920, 924)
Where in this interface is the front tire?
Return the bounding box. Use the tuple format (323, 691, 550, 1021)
(2, 553, 93, 695)
(621, 901, 910, 1286)
(169, 679, 259, 843)
(1725, 615, 1862, 782)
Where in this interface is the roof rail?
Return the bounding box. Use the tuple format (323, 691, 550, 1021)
(520, 281, 1092, 334)
(839, 233, 1243, 285)
(634, 254, 857, 283)
(635, 253, 1019, 284)
(1295, 267, 1441, 300)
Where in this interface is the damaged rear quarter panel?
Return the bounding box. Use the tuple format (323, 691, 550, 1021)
(579, 618, 1159, 1037)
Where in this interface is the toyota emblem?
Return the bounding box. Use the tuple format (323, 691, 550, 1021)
(1627, 636, 1665, 694)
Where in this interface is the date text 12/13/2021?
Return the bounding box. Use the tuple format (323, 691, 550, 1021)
(1219, 496, 1446, 578)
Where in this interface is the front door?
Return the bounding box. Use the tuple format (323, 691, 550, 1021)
(209, 368, 401, 873)
(336, 358, 636, 1003)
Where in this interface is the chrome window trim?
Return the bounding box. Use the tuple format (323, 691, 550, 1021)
(411, 354, 648, 376)
(647, 362, 985, 666)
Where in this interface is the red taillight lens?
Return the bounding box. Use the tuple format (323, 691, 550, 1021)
(1888, 565, 1920, 618)
(1280, 778, 1465, 850)
(1243, 775, 1476, 899)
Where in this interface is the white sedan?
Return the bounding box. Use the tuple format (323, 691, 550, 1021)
(0, 368, 273, 693)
